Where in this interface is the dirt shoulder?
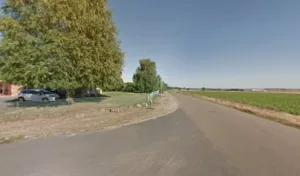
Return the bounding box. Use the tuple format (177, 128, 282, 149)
(179, 92, 300, 129)
(0, 92, 178, 143)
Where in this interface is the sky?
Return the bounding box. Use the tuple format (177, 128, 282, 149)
(108, 0, 300, 88)
(1, 0, 299, 88)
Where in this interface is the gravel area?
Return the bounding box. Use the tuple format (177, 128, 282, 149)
(0, 92, 178, 142)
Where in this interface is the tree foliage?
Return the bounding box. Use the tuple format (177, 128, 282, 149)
(123, 82, 136, 92)
(156, 75, 168, 93)
(103, 77, 124, 91)
(133, 58, 160, 93)
(0, 0, 124, 90)
(163, 82, 169, 91)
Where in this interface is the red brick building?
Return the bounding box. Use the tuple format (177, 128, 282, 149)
(0, 82, 23, 96)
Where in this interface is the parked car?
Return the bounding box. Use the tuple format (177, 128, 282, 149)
(18, 89, 60, 102)
(46, 88, 67, 99)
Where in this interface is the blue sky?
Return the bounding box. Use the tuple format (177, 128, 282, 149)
(1, 0, 300, 88)
(108, 0, 300, 88)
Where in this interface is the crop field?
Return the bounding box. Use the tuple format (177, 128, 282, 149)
(184, 91, 300, 115)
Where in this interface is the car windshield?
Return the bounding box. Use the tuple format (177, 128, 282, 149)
(39, 90, 53, 94)
(21, 90, 29, 93)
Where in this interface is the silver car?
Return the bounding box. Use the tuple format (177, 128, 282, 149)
(18, 89, 60, 102)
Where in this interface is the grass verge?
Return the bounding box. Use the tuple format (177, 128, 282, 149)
(0, 92, 177, 143)
(0, 135, 24, 144)
(182, 91, 300, 115)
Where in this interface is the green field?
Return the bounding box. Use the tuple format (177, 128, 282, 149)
(184, 91, 300, 115)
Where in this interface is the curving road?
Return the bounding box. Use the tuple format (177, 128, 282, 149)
(1, 93, 300, 176)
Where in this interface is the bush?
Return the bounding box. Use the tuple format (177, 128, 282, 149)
(123, 82, 136, 92)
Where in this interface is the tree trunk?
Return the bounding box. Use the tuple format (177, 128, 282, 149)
(66, 89, 75, 98)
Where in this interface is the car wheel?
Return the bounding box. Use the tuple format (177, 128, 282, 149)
(18, 97, 25, 102)
(42, 98, 49, 103)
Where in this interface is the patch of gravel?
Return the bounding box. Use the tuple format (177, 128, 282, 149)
(0, 92, 178, 140)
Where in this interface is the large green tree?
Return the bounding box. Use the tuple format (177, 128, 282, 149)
(103, 76, 124, 91)
(0, 0, 123, 92)
(133, 58, 160, 93)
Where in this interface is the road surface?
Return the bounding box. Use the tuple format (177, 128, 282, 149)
(1, 93, 300, 176)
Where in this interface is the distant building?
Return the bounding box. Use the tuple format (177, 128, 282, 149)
(0, 81, 23, 96)
(251, 89, 265, 92)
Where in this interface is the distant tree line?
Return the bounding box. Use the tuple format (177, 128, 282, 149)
(168, 87, 206, 91)
(168, 87, 247, 92)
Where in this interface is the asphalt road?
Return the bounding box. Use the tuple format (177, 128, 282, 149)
(1, 93, 300, 176)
